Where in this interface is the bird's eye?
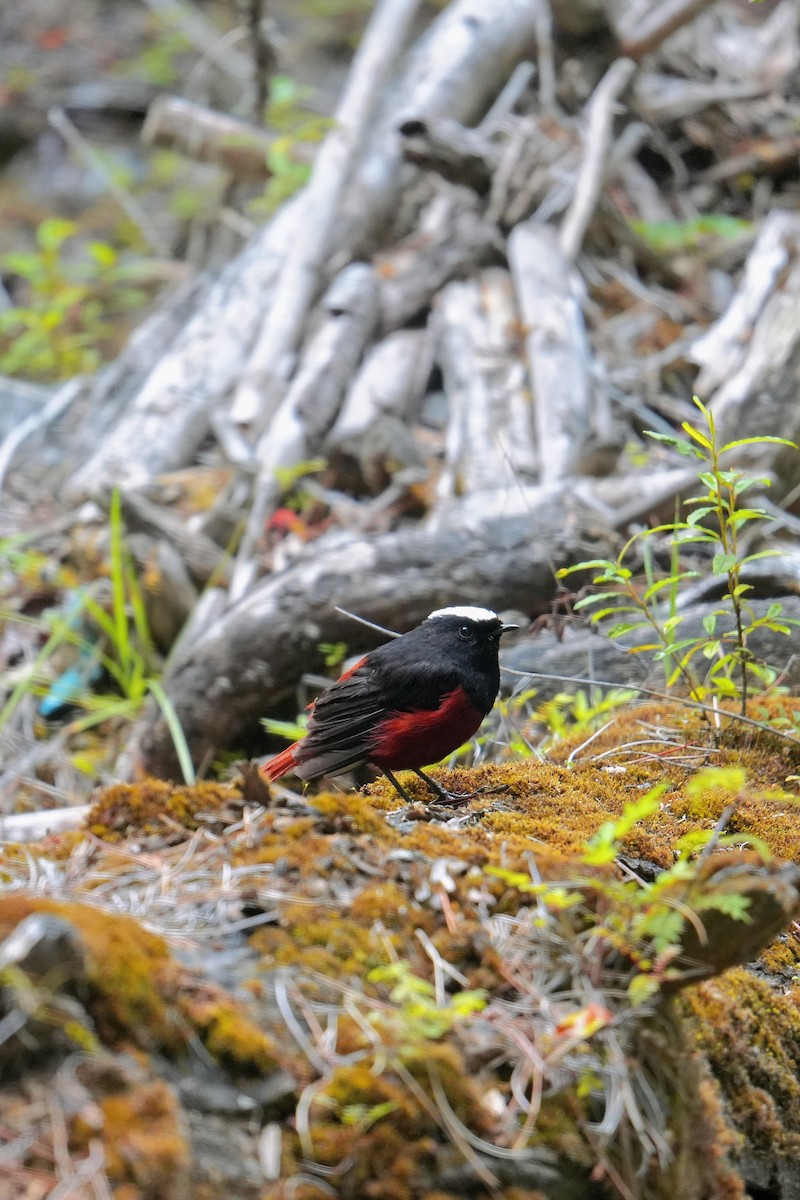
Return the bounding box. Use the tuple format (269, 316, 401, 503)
(458, 625, 472, 640)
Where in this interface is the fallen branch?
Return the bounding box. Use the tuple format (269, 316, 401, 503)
(142, 95, 277, 180)
(230, 0, 422, 425)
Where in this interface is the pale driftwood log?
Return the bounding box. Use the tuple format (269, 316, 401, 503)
(329, 329, 432, 448)
(691, 211, 800, 395)
(230, 264, 380, 600)
(376, 194, 502, 333)
(338, 0, 540, 256)
(507, 223, 593, 483)
(689, 219, 800, 468)
(230, 0, 422, 426)
(631, 73, 768, 126)
(65, 203, 298, 499)
(0, 805, 89, 843)
(5, 275, 201, 500)
(655, 0, 799, 88)
(559, 57, 637, 264)
(326, 329, 432, 494)
(433, 271, 535, 503)
(141, 95, 277, 181)
(134, 483, 618, 778)
(0, 378, 82, 495)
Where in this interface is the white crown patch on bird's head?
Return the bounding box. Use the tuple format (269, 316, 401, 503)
(427, 605, 500, 623)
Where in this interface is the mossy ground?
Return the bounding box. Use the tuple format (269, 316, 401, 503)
(1, 699, 799, 1199)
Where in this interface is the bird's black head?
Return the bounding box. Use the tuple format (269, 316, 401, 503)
(416, 605, 518, 711)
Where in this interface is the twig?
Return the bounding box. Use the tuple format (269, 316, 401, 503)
(480, 60, 537, 128)
(0, 378, 83, 494)
(533, 2, 556, 114)
(231, 0, 422, 424)
(244, 0, 275, 118)
(334, 607, 401, 638)
(141, 0, 252, 80)
(616, 0, 720, 62)
(559, 58, 637, 264)
(48, 108, 167, 254)
(141, 95, 276, 180)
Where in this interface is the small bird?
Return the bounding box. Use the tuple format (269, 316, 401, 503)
(261, 606, 518, 804)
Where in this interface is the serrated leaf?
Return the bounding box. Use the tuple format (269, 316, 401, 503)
(685, 506, 716, 526)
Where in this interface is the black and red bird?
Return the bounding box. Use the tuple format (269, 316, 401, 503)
(261, 606, 518, 803)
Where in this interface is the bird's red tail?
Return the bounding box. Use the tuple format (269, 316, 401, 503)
(260, 743, 300, 781)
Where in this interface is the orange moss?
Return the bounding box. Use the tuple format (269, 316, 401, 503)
(311, 790, 402, 835)
(186, 993, 279, 1075)
(87, 778, 241, 840)
(100, 1079, 190, 1199)
(350, 881, 422, 929)
(0, 895, 182, 1050)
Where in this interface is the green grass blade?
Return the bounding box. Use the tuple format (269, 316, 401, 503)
(148, 678, 195, 784)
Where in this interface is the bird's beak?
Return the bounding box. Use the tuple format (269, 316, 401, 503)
(501, 623, 520, 634)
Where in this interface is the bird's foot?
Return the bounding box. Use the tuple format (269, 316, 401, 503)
(414, 770, 505, 807)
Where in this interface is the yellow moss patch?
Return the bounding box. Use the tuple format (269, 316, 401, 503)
(186, 992, 278, 1075)
(0, 895, 182, 1051)
(100, 1079, 190, 1199)
(349, 881, 424, 929)
(311, 790, 401, 835)
(87, 778, 241, 840)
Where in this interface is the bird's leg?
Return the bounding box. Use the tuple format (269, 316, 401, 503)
(413, 768, 473, 806)
(382, 768, 417, 805)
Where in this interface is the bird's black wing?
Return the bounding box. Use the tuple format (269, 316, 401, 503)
(292, 666, 390, 780)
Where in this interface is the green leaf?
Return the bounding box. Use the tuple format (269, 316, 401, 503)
(721, 436, 798, 452)
(694, 893, 752, 922)
(88, 241, 118, 269)
(681, 422, 712, 449)
(36, 217, 77, 252)
(644, 432, 705, 458)
(726, 508, 770, 525)
(605, 622, 644, 638)
(712, 552, 739, 574)
(627, 974, 661, 1007)
(685, 506, 716, 527)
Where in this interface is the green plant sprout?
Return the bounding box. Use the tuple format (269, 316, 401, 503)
(0, 491, 194, 783)
(250, 77, 333, 217)
(368, 961, 487, 1044)
(560, 397, 798, 718)
(0, 218, 147, 380)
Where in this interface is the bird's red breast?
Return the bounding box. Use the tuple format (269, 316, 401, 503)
(369, 686, 483, 770)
